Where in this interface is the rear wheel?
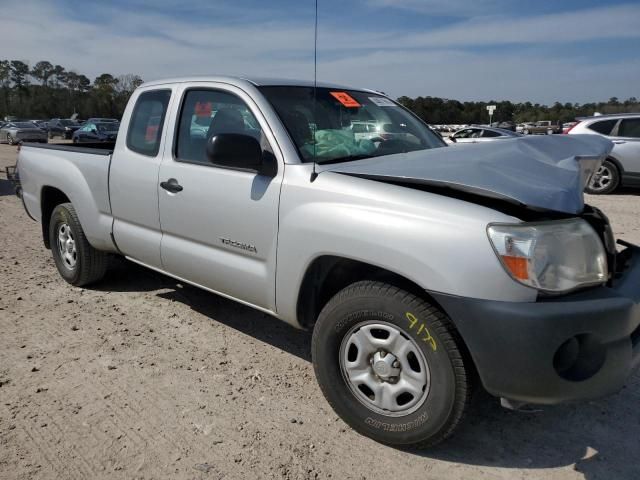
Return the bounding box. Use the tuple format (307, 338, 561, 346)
(7, 134, 13, 145)
(49, 203, 108, 286)
(586, 160, 619, 195)
(312, 281, 471, 448)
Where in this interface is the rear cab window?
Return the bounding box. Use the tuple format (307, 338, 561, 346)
(127, 90, 172, 156)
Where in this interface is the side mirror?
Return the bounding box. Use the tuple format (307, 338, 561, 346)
(206, 133, 276, 177)
(448, 136, 457, 143)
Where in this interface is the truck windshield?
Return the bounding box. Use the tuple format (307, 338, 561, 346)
(259, 86, 445, 164)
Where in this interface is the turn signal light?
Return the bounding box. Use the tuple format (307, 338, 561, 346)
(501, 255, 529, 280)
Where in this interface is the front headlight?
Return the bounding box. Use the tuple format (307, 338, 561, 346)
(487, 219, 607, 293)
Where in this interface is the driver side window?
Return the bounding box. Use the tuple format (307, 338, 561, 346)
(175, 89, 263, 165)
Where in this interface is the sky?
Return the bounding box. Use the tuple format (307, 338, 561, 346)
(2, 0, 639, 104)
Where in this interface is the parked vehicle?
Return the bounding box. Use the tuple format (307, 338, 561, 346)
(516, 122, 534, 133)
(522, 121, 562, 135)
(562, 122, 578, 134)
(72, 122, 119, 143)
(0, 121, 48, 144)
(83, 117, 120, 125)
(47, 119, 80, 139)
(448, 126, 521, 144)
(15, 76, 640, 448)
(568, 113, 640, 194)
(27, 120, 48, 131)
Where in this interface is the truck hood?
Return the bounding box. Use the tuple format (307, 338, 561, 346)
(321, 134, 613, 214)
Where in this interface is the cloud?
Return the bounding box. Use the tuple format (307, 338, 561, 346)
(1, 0, 638, 103)
(394, 3, 640, 47)
(367, 0, 509, 16)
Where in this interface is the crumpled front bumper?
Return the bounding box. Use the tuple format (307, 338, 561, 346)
(432, 243, 640, 405)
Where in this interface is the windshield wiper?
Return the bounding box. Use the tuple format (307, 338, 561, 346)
(315, 154, 374, 165)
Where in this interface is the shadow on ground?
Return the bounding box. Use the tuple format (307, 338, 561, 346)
(95, 259, 640, 479)
(94, 258, 312, 362)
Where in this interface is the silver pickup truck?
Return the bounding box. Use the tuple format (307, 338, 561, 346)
(15, 76, 640, 447)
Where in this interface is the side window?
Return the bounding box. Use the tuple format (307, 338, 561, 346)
(455, 128, 473, 138)
(126, 90, 171, 156)
(587, 119, 617, 136)
(481, 129, 500, 138)
(617, 119, 640, 138)
(175, 89, 263, 165)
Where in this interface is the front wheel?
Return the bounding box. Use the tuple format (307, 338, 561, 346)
(312, 281, 471, 448)
(585, 160, 619, 195)
(7, 134, 13, 145)
(49, 203, 108, 286)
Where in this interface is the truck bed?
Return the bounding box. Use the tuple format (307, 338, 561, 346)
(18, 141, 117, 252)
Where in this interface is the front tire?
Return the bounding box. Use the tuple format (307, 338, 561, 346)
(312, 281, 471, 448)
(49, 203, 108, 286)
(585, 160, 619, 195)
(7, 134, 13, 145)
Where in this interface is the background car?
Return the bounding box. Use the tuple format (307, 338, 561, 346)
(448, 126, 522, 144)
(28, 120, 49, 131)
(0, 121, 48, 144)
(48, 118, 80, 139)
(568, 113, 640, 194)
(72, 121, 119, 143)
(82, 117, 119, 125)
(521, 120, 562, 135)
(562, 121, 578, 134)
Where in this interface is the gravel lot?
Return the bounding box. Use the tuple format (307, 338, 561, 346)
(1, 142, 639, 480)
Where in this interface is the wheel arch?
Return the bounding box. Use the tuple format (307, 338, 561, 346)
(605, 155, 624, 175)
(296, 255, 445, 330)
(40, 186, 70, 249)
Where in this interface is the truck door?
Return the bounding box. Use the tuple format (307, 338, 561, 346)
(110, 89, 173, 267)
(157, 85, 283, 312)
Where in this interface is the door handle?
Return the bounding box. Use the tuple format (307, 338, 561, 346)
(160, 179, 183, 193)
(612, 140, 626, 144)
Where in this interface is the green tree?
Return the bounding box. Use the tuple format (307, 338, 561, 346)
(31, 61, 55, 86)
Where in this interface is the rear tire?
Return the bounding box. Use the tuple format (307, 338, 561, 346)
(49, 203, 108, 286)
(585, 160, 619, 195)
(312, 281, 471, 448)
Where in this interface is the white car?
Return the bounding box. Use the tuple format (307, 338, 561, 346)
(448, 126, 521, 144)
(568, 113, 640, 194)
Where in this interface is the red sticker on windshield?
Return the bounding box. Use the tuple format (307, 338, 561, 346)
(330, 91, 361, 108)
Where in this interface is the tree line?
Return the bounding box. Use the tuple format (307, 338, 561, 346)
(0, 60, 143, 120)
(397, 95, 640, 125)
(1, 59, 638, 124)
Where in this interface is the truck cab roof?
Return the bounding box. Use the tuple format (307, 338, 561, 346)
(140, 75, 381, 94)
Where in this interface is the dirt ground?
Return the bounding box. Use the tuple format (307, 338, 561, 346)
(1, 142, 639, 480)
